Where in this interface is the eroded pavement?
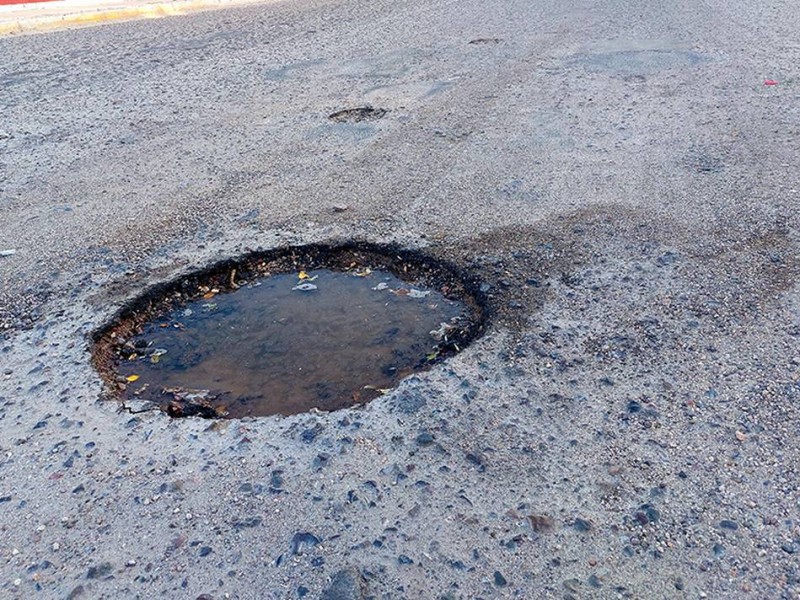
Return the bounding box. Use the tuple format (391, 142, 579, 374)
(1, 0, 799, 597)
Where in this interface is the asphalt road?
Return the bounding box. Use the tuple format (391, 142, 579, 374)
(1, 0, 799, 598)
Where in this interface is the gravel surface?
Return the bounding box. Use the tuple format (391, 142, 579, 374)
(1, 0, 799, 598)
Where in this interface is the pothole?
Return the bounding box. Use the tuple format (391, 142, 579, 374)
(468, 38, 502, 45)
(92, 244, 486, 419)
(328, 107, 387, 123)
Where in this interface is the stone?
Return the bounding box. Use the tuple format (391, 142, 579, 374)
(66, 585, 85, 599)
(528, 515, 554, 533)
(465, 452, 485, 472)
(634, 504, 660, 525)
(301, 424, 324, 443)
(86, 562, 113, 579)
(416, 432, 434, 446)
(781, 542, 798, 554)
(291, 532, 321, 555)
(573, 518, 592, 532)
(321, 568, 366, 600)
(394, 389, 426, 414)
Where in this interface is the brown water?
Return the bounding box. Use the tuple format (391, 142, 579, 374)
(117, 269, 466, 417)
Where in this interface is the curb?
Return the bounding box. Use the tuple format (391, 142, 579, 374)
(0, 0, 265, 35)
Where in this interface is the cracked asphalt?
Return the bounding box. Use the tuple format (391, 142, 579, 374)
(1, 0, 799, 598)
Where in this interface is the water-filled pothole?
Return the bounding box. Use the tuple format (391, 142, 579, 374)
(92, 244, 485, 418)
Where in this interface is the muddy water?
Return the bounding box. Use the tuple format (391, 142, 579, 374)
(117, 269, 466, 417)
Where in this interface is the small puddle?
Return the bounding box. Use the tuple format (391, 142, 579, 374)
(93, 246, 484, 418)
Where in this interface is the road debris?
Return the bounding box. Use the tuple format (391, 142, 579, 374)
(163, 388, 226, 418)
(292, 283, 318, 292)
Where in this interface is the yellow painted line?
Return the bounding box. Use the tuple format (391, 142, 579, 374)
(0, 0, 265, 35)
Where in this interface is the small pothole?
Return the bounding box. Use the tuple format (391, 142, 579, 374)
(328, 107, 387, 123)
(92, 244, 486, 419)
(468, 38, 502, 45)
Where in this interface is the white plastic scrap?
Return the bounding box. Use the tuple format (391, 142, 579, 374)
(0, 249, 16, 257)
(407, 289, 431, 299)
(430, 322, 456, 340)
(292, 283, 318, 292)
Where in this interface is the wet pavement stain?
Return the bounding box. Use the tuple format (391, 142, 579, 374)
(107, 268, 471, 418)
(568, 48, 708, 75)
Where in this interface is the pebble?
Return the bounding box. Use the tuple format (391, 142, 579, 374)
(465, 452, 485, 471)
(270, 470, 285, 491)
(300, 424, 324, 443)
(781, 542, 798, 554)
(719, 520, 738, 531)
(634, 504, 660, 525)
(573, 518, 592, 532)
(587, 574, 602, 588)
(290, 532, 320, 555)
(416, 432, 434, 446)
(528, 514, 554, 533)
(493, 571, 507, 586)
(394, 389, 426, 414)
(321, 568, 365, 600)
(66, 585, 85, 599)
(86, 562, 113, 579)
